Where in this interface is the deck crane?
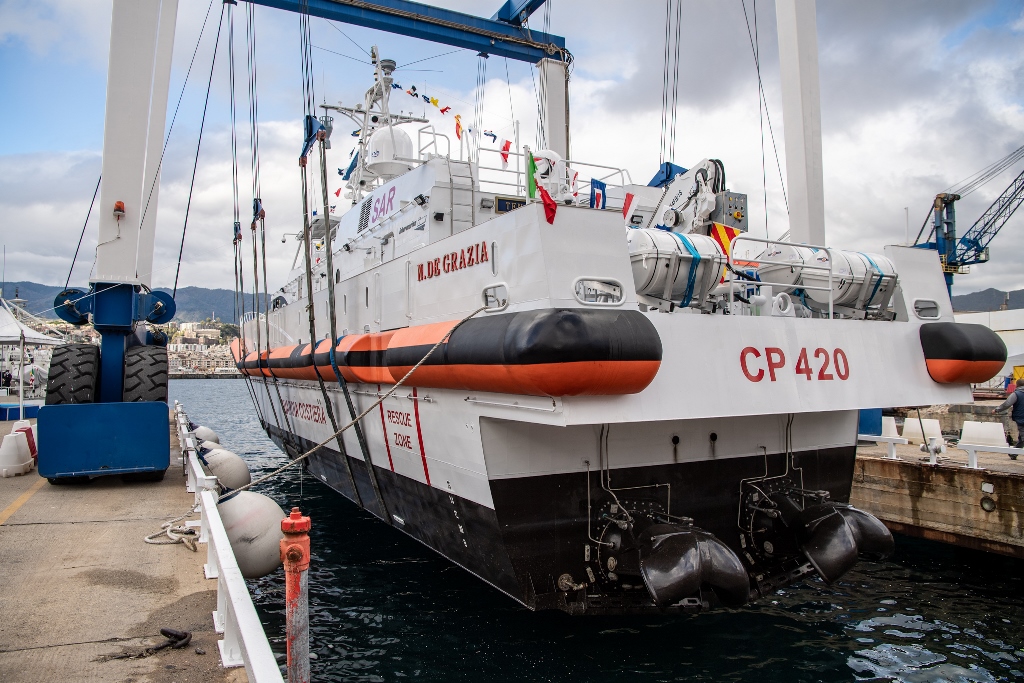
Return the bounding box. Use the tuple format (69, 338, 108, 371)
(914, 145, 1024, 295)
(37, 0, 567, 482)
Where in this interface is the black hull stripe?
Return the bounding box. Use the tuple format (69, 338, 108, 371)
(390, 308, 662, 367)
(243, 308, 662, 372)
(261, 420, 857, 614)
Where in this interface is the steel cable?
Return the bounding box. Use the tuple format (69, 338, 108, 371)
(139, 0, 217, 242)
(668, 0, 682, 162)
(947, 143, 1024, 198)
(243, 1, 289, 439)
(740, 0, 789, 218)
(222, 306, 487, 501)
(173, 2, 227, 298)
(659, 0, 673, 164)
(65, 174, 101, 289)
(296, 0, 385, 517)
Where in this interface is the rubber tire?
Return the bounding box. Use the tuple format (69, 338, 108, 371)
(123, 345, 168, 403)
(47, 476, 91, 485)
(121, 469, 167, 483)
(45, 344, 100, 405)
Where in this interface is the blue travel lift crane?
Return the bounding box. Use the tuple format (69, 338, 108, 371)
(36, 0, 566, 483)
(914, 164, 1024, 297)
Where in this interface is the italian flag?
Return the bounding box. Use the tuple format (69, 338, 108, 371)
(527, 154, 537, 199)
(527, 154, 557, 224)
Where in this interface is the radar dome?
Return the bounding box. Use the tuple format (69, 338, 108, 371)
(366, 126, 414, 178)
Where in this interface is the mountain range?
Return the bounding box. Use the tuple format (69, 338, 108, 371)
(948, 288, 1024, 313)
(1, 281, 266, 323)
(3, 280, 1021, 320)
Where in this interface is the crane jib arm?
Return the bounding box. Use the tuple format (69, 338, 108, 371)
(244, 0, 566, 63)
(954, 166, 1024, 266)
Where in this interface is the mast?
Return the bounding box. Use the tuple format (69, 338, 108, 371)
(775, 0, 825, 246)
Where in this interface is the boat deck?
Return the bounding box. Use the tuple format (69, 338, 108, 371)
(0, 419, 247, 683)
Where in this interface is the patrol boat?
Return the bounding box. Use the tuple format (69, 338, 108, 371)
(234, 51, 1005, 614)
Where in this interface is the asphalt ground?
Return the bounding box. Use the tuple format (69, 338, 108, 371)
(0, 418, 247, 683)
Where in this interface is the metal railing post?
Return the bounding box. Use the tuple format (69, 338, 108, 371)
(281, 508, 311, 683)
(826, 247, 834, 319)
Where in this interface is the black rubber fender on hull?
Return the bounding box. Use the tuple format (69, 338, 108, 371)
(637, 524, 751, 608)
(796, 504, 895, 584)
(919, 322, 1006, 384)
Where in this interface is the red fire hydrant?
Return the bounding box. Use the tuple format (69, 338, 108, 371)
(281, 507, 311, 683)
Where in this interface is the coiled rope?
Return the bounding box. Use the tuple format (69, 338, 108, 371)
(144, 505, 199, 551)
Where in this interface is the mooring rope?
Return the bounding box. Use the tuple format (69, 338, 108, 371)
(220, 305, 487, 501)
(150, 279, 487, 546)
(144, 504, 199, 551)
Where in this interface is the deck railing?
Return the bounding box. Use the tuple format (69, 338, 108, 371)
(727, 235, 836, 318)
(174, 402, 284, 683)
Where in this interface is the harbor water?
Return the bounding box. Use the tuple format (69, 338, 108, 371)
(170, 380, 1024, 682)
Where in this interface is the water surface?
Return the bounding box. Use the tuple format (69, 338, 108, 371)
(171, 380, 1024, 682)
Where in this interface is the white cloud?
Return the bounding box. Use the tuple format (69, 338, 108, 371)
(2, 0, 1023, 299)
(0, 0, 110, 65)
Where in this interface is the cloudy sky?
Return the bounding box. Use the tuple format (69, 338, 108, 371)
(1, 0, 1022, 306)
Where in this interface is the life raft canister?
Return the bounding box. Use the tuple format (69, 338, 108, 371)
(919, 322, 1006, 384)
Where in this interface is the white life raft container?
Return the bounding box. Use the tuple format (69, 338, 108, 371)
(627, 228, 726, 307)
(799, 249, 898, 308)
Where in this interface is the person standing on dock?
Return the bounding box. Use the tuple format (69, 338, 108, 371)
(995, 378, 1024, 447)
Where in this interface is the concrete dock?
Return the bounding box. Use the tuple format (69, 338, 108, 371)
(852, 440, 1024, 559)
(0, 419, 247, 683)
(915, 399, 1020, 441)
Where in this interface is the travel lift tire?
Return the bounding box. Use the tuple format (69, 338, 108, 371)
(122, 345, 169, 403)
(43, 344, 169, 484)
(121, 345, 169, 482)
(44, 344, 100, 406)
(44, 344, 100, 485)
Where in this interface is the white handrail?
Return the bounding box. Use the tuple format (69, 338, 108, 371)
(201, 489, 284, 681)
(728, 235, 835, 318)
(173, 402, 284, 682)
(416, 125, 451, 158)
(474, 146, 633, 198)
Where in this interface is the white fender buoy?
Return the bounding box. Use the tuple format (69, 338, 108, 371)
(218, 491, 285, 578)
(0, 432, 34, 477)
(204, 449, 252, 490)
(193, 425, 220, 444)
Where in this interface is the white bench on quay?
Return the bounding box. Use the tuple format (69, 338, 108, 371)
(957, 443, 1024, 469)
(858, 434, 909, 460)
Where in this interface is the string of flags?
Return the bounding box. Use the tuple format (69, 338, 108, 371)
(391, 82, 473, 138)
(390, 82, 510, 153)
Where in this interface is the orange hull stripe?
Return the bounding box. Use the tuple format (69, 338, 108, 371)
(384, 360, 660, 396)
(389, 320, 461, 348)
(925, 359, 1004, 385)
(240, 360, 660, 396)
